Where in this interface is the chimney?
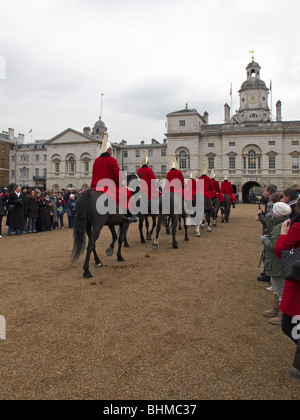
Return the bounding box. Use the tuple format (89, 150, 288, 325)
(8, 128, 15, 142)
(276, 100, 282, 122)
(203, 111, 209, 124)
(83, 127, 91, 136)
(224, 103, 231, 123)
(18, 133, 25, 144)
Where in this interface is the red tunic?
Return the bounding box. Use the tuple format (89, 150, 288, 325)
(137, 165, 160, 200)
(90, 154, 132, 209)
(199, 175, 215, 200)
(165, 169, 185, 195)
(221, 181, 237, 203)
(275, 222, 300, 317)
(211, 179, 225, 202)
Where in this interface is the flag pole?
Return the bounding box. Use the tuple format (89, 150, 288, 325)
(230, 83, 233, 121)
(270, 80, 273, 121)
(100, 93, 104, 120)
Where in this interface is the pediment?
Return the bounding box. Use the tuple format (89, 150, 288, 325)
(46, 128, 101, 146)
(290, 150, 300, 156)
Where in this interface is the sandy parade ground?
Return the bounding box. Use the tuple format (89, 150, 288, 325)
(0, 204, 299, 400)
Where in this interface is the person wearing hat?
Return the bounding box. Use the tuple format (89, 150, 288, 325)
(221, 175, 237, 208)
(90, 132, 138, 222)
(210, 170, 225, 204)
(198, 165, 215, 200)
(165, 156, 185, 195)
(275, 198, 300, 380)
(261, 202, 292, 326)
(137, 151, 160, 200)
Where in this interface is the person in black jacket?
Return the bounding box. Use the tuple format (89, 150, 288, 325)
(6, 186, 26, 236)
(0, 191, 7, 238)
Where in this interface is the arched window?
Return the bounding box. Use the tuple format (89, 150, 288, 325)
(178, 150, 190, 170)
(248, 150, 257, 169)
(66, 156, 76, 174)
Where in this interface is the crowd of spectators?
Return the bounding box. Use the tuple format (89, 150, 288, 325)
(0, 186, 82, 237)
(256, 184, 300, 380)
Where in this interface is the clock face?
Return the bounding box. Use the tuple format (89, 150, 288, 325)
(248, 94, 259, 105)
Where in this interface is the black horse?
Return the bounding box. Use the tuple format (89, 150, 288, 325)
(152, 192, 189, 250)
(71, 175, 140, 278)
(221, 194, 232, 223)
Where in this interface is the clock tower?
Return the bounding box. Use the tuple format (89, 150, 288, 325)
(235, 59, 271, 123)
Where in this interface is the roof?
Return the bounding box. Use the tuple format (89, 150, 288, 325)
(240, 78, 268, 92)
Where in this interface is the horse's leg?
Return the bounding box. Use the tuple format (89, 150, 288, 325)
(178, 216, 182, 231)
(83, 224, 103, 278)
(124, 223, 130, 248)
(153, 214, 163, 249)
(206, 210, 212, 232)
(195, 224, 201, 237)
(139, 215, 146, 244)
(172, 216, 179, 249)
(145, 215, 150, 239)
(106, 226, 118, 257)
(166, 216, 171, 235)
(117, 220, 129, 262)
(149, 216, 156, 240)
(184, 216, 189, 241)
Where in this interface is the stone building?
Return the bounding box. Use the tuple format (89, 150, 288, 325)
(10, 139, 48, 189)
(166, 59, 300, 201)
(0, 129, 23, 188)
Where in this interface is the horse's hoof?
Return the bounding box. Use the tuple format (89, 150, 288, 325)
(207, 228, 212, 233)
(117, 257, 125, 262)
(106, 248, 113, 257)
(196, 234, 201, 238)
(124, 243, 130, 248)
(141, 239, 146, 244)
(83, 271, 93, 279)
(173, 244, 179, 249)
(152, 243, 158, 250)
(95, 262, 103, 267)
(185, 237, 189, 242)
(146, 234, 152, 241)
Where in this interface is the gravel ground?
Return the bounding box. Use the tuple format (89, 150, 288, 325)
(0, 204, 299, 400)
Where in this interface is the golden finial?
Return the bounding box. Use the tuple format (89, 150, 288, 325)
(249, 50, 255, 61)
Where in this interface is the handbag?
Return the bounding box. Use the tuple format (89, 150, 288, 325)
(282, 248, 300, 282)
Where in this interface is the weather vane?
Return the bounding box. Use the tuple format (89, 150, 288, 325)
(249, 50, 255, 61)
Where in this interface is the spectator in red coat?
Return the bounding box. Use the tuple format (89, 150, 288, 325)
(275, 199, 300, 380)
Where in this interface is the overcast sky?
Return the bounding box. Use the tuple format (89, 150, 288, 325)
(0, 0, 300, 144)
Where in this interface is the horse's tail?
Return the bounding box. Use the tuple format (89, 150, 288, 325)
(71, 189, 89, 262)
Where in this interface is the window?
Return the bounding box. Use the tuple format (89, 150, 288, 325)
(148, 150, 153, 158)
(179, 120, 186, 127)
(179, 151, 190, 170)
(44, 154, 47, 161)
(136, 150, 140, 158)
(84, 161, 89, 173)
(229, 157, 236, 170)
(229, 142, 236, 147)
(269, 156, 276, 170)
(21, 167, 29, 178)
(123, 151, 128, 158)
(161, 165, 167, 174)
(292, 156, 299, 170)
(55, 163, 60, 173)
(35, 155, 40, 162)
(161, 149, 167, 157)
(248, 150, 257, 169)
(208, 143, 215, 148)
(43, 168, 47, 178)
(67, 157, 75, 173)
(208, 158, 215, 170)
(11, 170, 15, 177)
(11, 155, 15, 162)
(269, 141, 276, 146)
(292, 141, 299, 146)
